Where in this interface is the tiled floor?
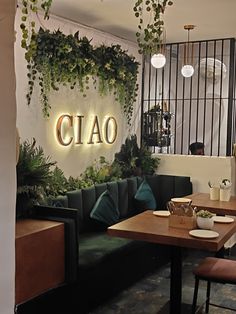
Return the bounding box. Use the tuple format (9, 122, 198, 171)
(91, 249, 236, 314)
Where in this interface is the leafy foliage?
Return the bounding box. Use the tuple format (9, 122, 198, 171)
(16, 138, 56, 217)
(16, 136, 158, 217)
(133, 0, 174, 54)
(17, 138, 56, 196)
(24, 27, 139, 124)
(114, 135, 160, 178)
(80, 156, 122, 186)
(196, 210, 214, 218)
(20, 0, 52, 50)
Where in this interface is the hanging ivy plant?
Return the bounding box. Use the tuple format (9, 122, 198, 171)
(20, 0, 52, 50)
(25, 28, 139, 124)
(133, 0, 173, 55)
(94, 44, 139, 124)
(19, 0, 139, 124)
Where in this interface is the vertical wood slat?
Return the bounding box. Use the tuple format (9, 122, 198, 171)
(188, 54, 194, 154)
(210, 40, 217, 156)
(195, 42, 201, 143)
(218, 39, 225, 156)
(226, 38, 236, 156)
(168, 44, 173, 153)
(140, 55, 146, 147)
(202, 41, 208, 145)
(174, 44, 180, 154)
(181, 77, 185, 154)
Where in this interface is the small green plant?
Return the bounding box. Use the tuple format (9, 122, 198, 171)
(196, 210, 214, 218)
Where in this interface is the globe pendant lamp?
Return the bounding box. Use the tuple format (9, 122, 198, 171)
(151, 26, 166, 69)
(151, 53, 166, 69)
(181, 25, 195, 78)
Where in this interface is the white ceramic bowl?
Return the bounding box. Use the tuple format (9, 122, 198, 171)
(197, 217, 214, 230)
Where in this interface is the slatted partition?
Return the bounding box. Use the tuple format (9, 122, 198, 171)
(141, 38, 236, 156)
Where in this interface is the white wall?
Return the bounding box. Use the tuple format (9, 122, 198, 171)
(156, 154, 236, 195)
(15, 9, 142, 177)
(0, 0, 16, 313)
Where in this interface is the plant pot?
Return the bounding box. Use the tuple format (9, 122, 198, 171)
(209, 187, 219, 200)
(197, 217, 214, 230)
(220, 188, 231, 202)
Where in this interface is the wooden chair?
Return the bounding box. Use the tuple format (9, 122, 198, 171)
(192, 257, 236, 313)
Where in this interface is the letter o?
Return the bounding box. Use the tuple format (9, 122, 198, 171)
(104, 117, 117, 144)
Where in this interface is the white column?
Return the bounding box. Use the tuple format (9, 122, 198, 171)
(0, 0, 16, 313)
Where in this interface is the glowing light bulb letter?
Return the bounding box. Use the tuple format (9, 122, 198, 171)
(56, 114, 73, 146)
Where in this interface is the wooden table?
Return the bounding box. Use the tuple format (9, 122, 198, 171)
(187, 192, 236, 215)
(16, 219, 65, 305)
(108, 210, 236, 314)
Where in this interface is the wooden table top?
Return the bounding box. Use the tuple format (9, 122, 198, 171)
(108, 210, 236, 252)
(187, 193, 236, 215)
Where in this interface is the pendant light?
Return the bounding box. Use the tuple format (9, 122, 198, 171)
(151, 26, 166, 69)
(151, 53, 166, 69)
(181, 25, 196, 78)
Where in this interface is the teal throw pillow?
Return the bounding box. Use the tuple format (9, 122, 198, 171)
(90, 190, 120, 227)
(134, 180, 156, 210)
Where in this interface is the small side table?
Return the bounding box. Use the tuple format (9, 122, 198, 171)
(15, 219, 65, 305)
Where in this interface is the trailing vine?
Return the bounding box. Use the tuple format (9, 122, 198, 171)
(25, 28, 139, 124)
(133, 0, 173, 55)
(20, 0, 52, 50)
(19, 1, 139, 125)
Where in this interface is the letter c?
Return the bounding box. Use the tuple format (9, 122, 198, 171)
(56, 114, 73, 146)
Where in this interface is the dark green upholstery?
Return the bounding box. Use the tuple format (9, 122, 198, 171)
(95, 183, 107, 199)
(81, 187, 96, 232)
(117, 179, 129, 218)
(107, 181, 119, 208)
(79, 233, 135, 269)
(67, 190, 84, 232)
(23, 174, 192, 314)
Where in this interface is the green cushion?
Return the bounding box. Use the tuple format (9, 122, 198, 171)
(134, 180, 156, 210)
(79, 233, 135, 268)
(90, 190, 119, 227)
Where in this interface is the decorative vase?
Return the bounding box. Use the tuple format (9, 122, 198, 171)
(220, 188, 231, 202)
(209, 187, 219, 200)
(197, 217, 214, 230)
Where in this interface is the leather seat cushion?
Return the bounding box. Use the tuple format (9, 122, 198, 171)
(193, 257, 236, 283)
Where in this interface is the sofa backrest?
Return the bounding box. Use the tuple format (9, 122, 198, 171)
(145, 174, 192, 209)
(62, 175, 192, 234)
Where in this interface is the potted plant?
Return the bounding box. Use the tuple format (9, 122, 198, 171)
(196, 210, 214, 230)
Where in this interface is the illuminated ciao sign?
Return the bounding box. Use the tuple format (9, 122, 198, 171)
(56, 114, 118, 146)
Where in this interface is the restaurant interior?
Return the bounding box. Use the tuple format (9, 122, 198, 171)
(1, 0, 236, 313)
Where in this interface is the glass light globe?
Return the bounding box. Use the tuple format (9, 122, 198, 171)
(151, 53, 166, 69)
(181, 64, 194, 78)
